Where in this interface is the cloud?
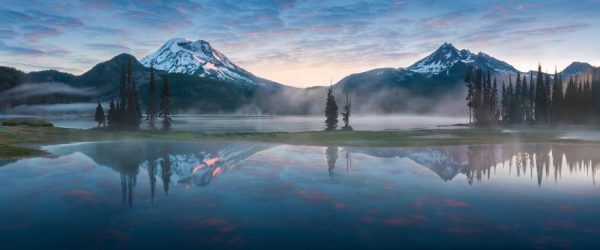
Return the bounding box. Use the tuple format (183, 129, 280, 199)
(0, 41, 46, 55)
(0, 0, 599, 86)
(0, 29, 18, 39)
(508, 23, 591, 37)
(85, 43, 132, 53)
(22, 25, 64, 41)
(0, 8, 33, 24)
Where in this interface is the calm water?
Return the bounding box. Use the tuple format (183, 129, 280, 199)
(5, 115, 467, 133)
(2, 141, 600, 249)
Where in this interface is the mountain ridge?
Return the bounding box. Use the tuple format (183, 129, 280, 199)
(1, 40, 596, 114)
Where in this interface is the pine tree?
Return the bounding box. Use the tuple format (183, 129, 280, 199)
(473, 68, 484, 124)
(507, 78, 516, 124)
(564, 77, 576, 122)
(324, 86, 338, 131)
(592, 68, 600, 121)
(128, 79, 142, 129)
(465, 66, 475, 124)
(576, 79, 584, 123)
(593, 68, 600, 124)
(159, 76, 172, 131)
(501, 82, 508, 123)
(94, 101, 105, 128)
(107, 98, 117, 129)
(584, 78, 592, 123)
(123, 58, 141, 130)
(484, 71, 492, 123)
(514, 73, 522, 123)
(521, 74, 529, 122)
(118, 64, 127, 128)
(545, 73, 552, 123)
(535, 64, 548, 124)
(491, 77, 498, 123)
(146, 64, 157, 130)
(340, 92, 352, 130)
(550, 69, 563, 124)
(529, 72, 535, 123)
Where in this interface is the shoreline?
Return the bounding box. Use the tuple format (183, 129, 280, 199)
(0, 125, 592, 160)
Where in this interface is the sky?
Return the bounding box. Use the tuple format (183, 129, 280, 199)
(0, 0, 599, 87)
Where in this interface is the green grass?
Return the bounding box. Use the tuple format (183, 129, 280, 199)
(2, 118, 53, 127)
(0, 145, 46, 159)
(0, 125, 591, 160)
(196, 128, 569, 147)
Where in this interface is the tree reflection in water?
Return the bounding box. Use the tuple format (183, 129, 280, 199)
(349, 143, 600, 187)
(69, 142, 600, 205)
(325, 146, 338, 181)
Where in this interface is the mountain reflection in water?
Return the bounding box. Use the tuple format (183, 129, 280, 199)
(3, 141, 600, 249)
(20, 142, 600, 206)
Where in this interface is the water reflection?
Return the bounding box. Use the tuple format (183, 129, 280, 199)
(18, 142, 600, 206)
(347, 143, 600, 187)
(3, 142, 600, 248)
(325, 146, 338, 181)
(38, 141, 274, 206)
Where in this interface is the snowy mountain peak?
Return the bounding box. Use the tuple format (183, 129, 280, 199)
(439, 42, 457, 50)
(407, 43, 518, 76)
(407, 42, 462, 75)
(141, 38, 258, 85)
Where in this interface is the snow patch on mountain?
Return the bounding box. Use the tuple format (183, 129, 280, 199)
(407, 42, 518, 77)
(140, 38, 259, 85)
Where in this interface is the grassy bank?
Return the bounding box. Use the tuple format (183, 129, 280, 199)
(0, 124, 588, 159)
(2, 118, 54, 127)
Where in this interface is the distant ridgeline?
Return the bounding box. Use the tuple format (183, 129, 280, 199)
(0, 41, 596, 115)
(466, 65, 600, 126)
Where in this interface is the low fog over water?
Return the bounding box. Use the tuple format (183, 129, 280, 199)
(0, 114, 468, 133)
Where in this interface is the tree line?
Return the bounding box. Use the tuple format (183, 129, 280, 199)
(95, 60, 172, 131)
(465, 65, 600, 126)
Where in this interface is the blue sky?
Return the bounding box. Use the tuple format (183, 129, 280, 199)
(0, 0, 599, 87)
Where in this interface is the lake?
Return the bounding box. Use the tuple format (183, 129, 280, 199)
(1, 141, 600, 249)
(2, 115, 468, 133)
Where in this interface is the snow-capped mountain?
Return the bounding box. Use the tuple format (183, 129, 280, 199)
(407, 42, 518, 76)
(140, 38, 259, 85)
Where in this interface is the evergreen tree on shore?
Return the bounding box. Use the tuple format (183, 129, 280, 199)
(127, 79, 142, 129)
(535, 64, 548, 124)
(341, 92, 352, 130)
(517, 73, 531, 122)
(514, 73, 522, 123)
(472, 68, 485, 124)
(529, 73, 535, 122)
(507, 78, 515, 123)
(324, 86, 338, 131)
(146, 64, 157, 130)
(491, 77, 498, 122)
(593, 68, 600, 120)
(551, 69, 564, 124)
(107, 98, 117, 129)
(95, 102, 105, 128)
(117, 64, 127, 128)
(501, 82, 508, 123)
(465, 66, 475, 124)
(159, 76, 172, 131)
